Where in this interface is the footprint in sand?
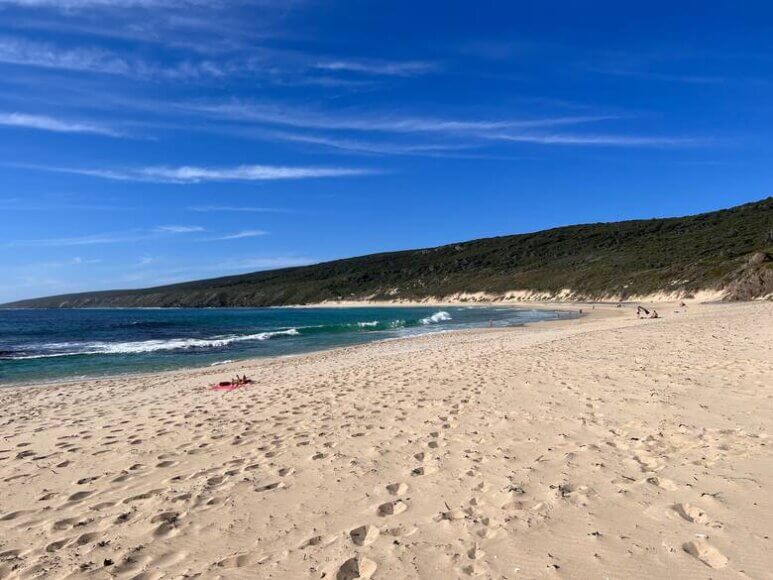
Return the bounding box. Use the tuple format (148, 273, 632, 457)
(67, 490, 94, 502)
(123, 489, 164, 504)
(633, 453, 660, 472)
(386, 482, 408, 496)
(463, 562, 486, 576)
(217, 553, 263, 568)
(337, 556, 377, 580)
(646, 476, 678, 490)
(90, 501, 115, 511)
(350, 524, 379, 546)
(45, 538, 70, 553)
(301, 534, 337, 549)
(683, 538, 728, 568)
(52, 517, 79, 531)
(256, 481, 286, 492)
(674, 503, 710, 524)
(0, 510, 33, 522)
(412, 465, 437, 476)
(467, 543, 485, 560)
(151, 511, 181, 537)
(75, 531, 99, 546)
(442, 508, 467, 521)
(378, 500, 407, 516)
(384, 524, 418, 537)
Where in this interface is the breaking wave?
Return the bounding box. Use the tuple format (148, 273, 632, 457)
(2, 311, 455, 361)
(2, 329, 300, 360)
(420, 311, 452, 325)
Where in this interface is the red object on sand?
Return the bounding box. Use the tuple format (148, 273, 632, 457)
(210, 379, 253, 392)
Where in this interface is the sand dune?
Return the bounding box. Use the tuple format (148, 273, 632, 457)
(0, 301, 771, 579)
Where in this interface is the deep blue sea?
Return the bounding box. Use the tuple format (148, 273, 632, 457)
(0, 306, 567, 384)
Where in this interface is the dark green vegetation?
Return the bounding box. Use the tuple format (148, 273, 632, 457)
(6, 198, 772, 308)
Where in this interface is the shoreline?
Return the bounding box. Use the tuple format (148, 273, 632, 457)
(0, 302, 596, 392)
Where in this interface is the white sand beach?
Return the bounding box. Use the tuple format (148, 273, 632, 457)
(1, 301, 771, 579)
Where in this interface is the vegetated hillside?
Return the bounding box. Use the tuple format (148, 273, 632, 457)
(5, 198, 772, 308)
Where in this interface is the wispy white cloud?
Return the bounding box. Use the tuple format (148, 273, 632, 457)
(0, 36, 132, 75)
(186, 102, 706, 149)
(0, 35, 227, 79)
(154, 225, 205, 233)
(23, 163, 377, 183)
(1, 0, 309, 62)
(313, 59, 437, 77)
(6, 230, 151, 247)
(0, 111, 121, 136)
(69, 256, 102, 264)
(8, 224, 204, 247)
(0, 35, 423, 84)
(187, 205, 290, 213)
(0, 0, 204, 7)
(487, 132, 710, 147)
(30, 256, 103, 268)
(268, 130, 478, 156)
(213, 229, 268, 240)
(188, 101, 612, 135)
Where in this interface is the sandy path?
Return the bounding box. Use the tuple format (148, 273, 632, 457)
(0, 302, 771, 579)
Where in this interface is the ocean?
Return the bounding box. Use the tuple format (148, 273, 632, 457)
(0, 306, 568, 385)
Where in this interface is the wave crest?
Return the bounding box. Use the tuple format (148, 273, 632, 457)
(1, 329, 300, 359)
(420, 311, 452, 325)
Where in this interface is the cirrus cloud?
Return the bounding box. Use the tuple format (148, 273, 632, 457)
(19, 163, 378, 183)
(0, 112, 122, 136)
(213, 229, 268, 240)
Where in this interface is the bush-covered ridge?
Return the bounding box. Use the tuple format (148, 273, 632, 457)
(5, 198, 772, 308)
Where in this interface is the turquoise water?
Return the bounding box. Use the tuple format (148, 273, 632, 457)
(0, 306, 568, 384)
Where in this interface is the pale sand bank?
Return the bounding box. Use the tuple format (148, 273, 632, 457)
(0, 302, 771, 579)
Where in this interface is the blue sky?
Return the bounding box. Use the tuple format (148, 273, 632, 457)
(0, 0, 771, 303)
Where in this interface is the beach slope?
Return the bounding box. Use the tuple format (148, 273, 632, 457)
(0, 302, 771, 579)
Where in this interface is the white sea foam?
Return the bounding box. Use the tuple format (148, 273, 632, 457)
(420, 311, 452, 325)
(356, 321, 379, 328)
(5, 352, 82, 360)
(95, 329, 300, 353)
(6, 329, 300, 359)
(210, 359, 234, 366)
